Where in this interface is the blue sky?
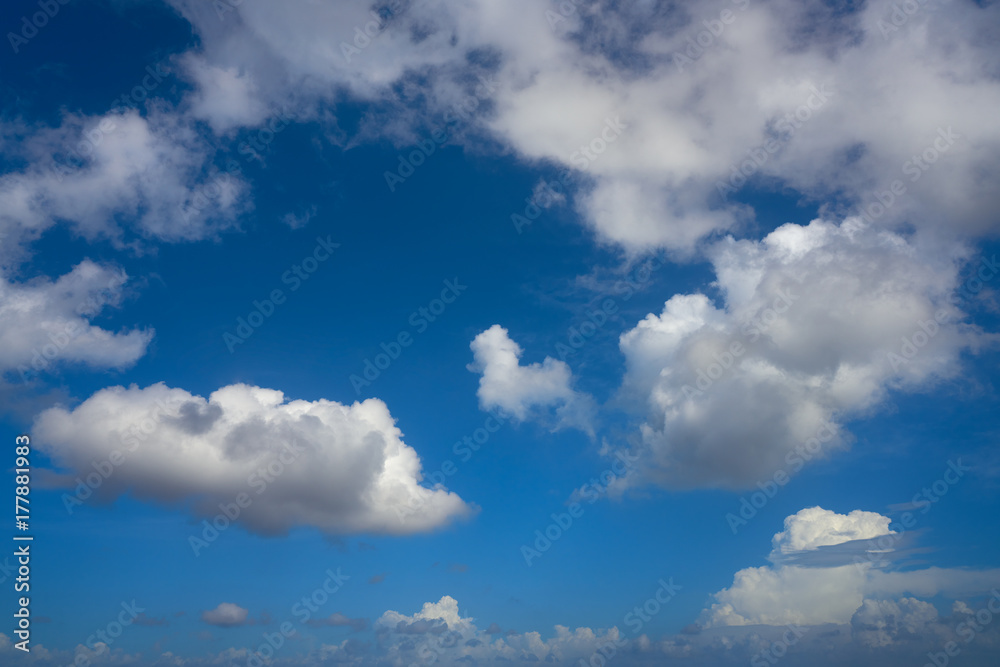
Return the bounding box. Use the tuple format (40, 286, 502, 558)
(1, 0, 1000, 665)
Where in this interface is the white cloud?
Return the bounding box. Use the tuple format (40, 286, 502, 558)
(0, 261, 151, 379)
(280, 205, 317, 230)
(161, 0, 1000, 252)
(850, 597, 939, 648)
(201, 602, 249, 627)
(0, 95, 251, 393)
(703, 507, 1000, 629)
(33, 382, 472, 536)
(0, 108, 249, 260)
(868, 567, 1000, 600)
(376, 595, 628, 666)
(617, 218, 977, 489)
(378, 595, 470, 636)
(705, 562, 870, 627)
(4, 586, 1000, 665)
(468, 324, 594, 432)
(703, 507, 896, 626)
(145, 0, 999, 501)
(771, 507, 894, 559)
(181, 55, 271, 134)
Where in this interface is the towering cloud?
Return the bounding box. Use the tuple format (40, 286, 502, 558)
(702, 507, 1000, 628)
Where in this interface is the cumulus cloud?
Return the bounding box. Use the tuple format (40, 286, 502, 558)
(705, 560, 871, 627)
(4, 589, 1000, 665)
(376, 595, 629, 666)
(0, 108, 249, 262)
(201, 602, 249, 627)
(703, 507, 1000, 629)
(147, 0, 999, 505)
(32, 382, 472, 535)
(0, 86, 251, 395)
(868, 567, 1000, 600)
(771, 507, 894, 560)
(0, 261, 151, 379)
(850, 597, 939, 648)
(617, 218, 978, 489)
(161, 0, 1000, 251)
(468, 325, 594, 432)
(129, 0, 1000, 500)
(180, 55, 271, 134)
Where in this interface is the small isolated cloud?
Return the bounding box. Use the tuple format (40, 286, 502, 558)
(306, 613, 369, 632)
(468, 325, 595, 432)
(531, 179, 566, 209)
(33, 382, 473, 536)
(280, 205, 317, 230)
(201, 603, 249, 627)
(133, 613, 168, 627)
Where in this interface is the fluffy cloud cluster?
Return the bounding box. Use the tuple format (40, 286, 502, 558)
(468, 325, 594, 432)
(33, 382, 472, 535)
(0, 55, 255, 385)
(850, 597, 940, 648)
(617, 218, 976, 489)
(180, 54, 272, 135)
(704, 507, 894, 626)
(162, 0, 1000, 251)
(6, 0, 998, 395)
(4, 584, 1000, 665)
(0, 109, 248, 261)
(375, 595, 628, 666)
(703, 507, 1000, 630)
(0, 261, 151, 379)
